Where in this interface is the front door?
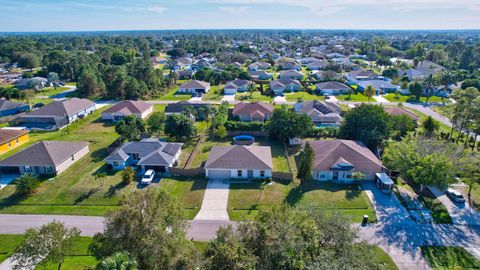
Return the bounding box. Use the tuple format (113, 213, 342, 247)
(333, 172, 339, 180)
(247, 170, 253, 178)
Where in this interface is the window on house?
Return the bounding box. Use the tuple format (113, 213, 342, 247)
(45, 166, 52, 173)
(8, 142, 11, 147)
(260, 170, 265, 177)
(132, 153, 140, 160)
(320, 174, 326, 179)
(16, 139, 19, 143)
(71, 155, 75, 161)
(113, 162, 119, 166)
(237, 170, 242, 177)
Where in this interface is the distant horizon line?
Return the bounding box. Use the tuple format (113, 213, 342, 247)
(1, 28, 480, 34)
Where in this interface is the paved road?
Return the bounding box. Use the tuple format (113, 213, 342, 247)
(194, 179, 230, 221)
(428, 186, 480, 226)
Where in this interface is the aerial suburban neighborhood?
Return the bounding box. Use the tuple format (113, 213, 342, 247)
(0, 2, 479, 269)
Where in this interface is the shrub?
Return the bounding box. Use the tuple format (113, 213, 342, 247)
(122, 167, 136, 184)
(14, 173, 40, 195)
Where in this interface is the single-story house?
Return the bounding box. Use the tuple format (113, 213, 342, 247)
(0, 128, 29, 155)
(306, 60, 328, 70)
(383, 107, 420, 122)
(165, 101, 209, 120)
(14, 98, 96, 131)
(299, 57, 321, 64)
(0, 99, 30, 117)
(345, 70, 382, 83)
(232, 102, 274, 122)
(309, 139, 383, 183)
(224, 79, 255, 95)
(312, 70, 342, 81)
(0, 141, 89, 175)
(104, 138, 182, 174)
(270, 79, 302, 95)
(357, 80, 399, 94)
(279, 61, 302, 71)
(315, 81, 351, 95)
(175, 70, 195, 80)
(249, 71, 273, 80)
(13, 77, 48, 90)
(205, 145, 273, 179)
(278, 70, 304, 80)
(248, 61, 271, 72)
(101, 100, 153, 122)
(178, 80, 210, 95)
(294, 101, 342, 126)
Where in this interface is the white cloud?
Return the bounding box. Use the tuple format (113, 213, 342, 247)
(219, 6, 250, 14)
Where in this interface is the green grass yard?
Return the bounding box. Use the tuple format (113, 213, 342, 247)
(0, 235, 24, 263)
(337, 93, 371, 102)
(35, 237, 97, 270)
(421, 246, 480, 269)
(36, 86, 70, 97)
(228, 181, 376, 222)
(159, 177, 208, 219)
(285, 91, 324, 102)
(202, 85, 224, 101)
(384, 93, 449, 104)
(235, 91, 273, 102)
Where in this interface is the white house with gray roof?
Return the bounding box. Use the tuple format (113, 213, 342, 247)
(0, 141, 89, 175)
(270, 79, 302, 95)
(178, 80, 210, 95)
(224, 79, 254, 95)
(315, 81, 351, 95)
(205, 145, 273, 180)
(104, 138, 182, 174)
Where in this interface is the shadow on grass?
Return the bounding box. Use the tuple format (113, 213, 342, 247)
(74, 186, 101, 205)
(104, 181, 128, 198)
(0, 176, 52, 210)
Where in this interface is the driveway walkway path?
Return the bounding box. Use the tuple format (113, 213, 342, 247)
(428, 186, 480, 225)
(194, 178, 230, 221)
(373, 95, 390, 103)
(221, 95, 236, 102)
(273, 95, 286, 103)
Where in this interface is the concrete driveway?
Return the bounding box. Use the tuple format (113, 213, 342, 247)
(188, 96, 203, 102)
(273, 95, 286, 103)
(0, 174, 18, 189)
(428, 186, 480, 225)
(194, 178, 230, 221)
(221, 94, 235, 103)
(374, 95, 390, 103)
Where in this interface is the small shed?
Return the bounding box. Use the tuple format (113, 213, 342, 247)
(375, 173, 394, 193)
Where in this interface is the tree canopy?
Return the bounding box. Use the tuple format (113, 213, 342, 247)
(265, 105, 313, 142)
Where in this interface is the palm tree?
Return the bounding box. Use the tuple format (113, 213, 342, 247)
(182, 105, 197, 120)
(14, 173, 40, 195)
(423, 74, 437, 104)
(438, 71, 456, 104)
(97, 251, 137, 270)
(364, 85, 376, 102)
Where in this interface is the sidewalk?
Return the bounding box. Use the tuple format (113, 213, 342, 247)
(194, 178, 230, 220)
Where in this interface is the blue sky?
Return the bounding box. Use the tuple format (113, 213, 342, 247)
(0, 0, 479, 32)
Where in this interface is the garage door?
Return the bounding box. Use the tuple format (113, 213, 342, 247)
(208, 169, 231, 179)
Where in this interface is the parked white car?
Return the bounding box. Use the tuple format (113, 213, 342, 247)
(446, 188, 466, 204)
(141, 169, 155, 185)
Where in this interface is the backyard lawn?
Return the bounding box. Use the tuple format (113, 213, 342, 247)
(235, 91, 273, 102)
(158, 177, 208, 219)
(228, 180, 376, 222)
(285, 91, 324, 102)
(337, 93, 371, 102)
(421, 246, 480, 269)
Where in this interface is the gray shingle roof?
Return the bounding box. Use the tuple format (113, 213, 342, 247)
(0, 129, 28, 145)
(0, 100, 28, 111)
(102, 100, 152, 114)
(179, 80, 210, 89)
(0, 141, 88, 166)
(315, 81, 350, 90)
(24, 98, 95, 118)
(205, 145, 273, 170)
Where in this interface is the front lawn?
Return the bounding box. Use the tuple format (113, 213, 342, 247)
(36, 86, 70, 97)
(159, 177, 208, 219)
(421, 246, 480, 269)
(0, 108, 136, 216)
(384, 93, 449, 104)
(36, 237, 98, 270)
(370, 245, 399, 270)
(154, 87, 192, 101)
(285, 91, 324, 102)
(202, 85, 224, 101)
(228, 180, 376, 222)
(337, 93, 371, 102)
(235, 91, 273, 102)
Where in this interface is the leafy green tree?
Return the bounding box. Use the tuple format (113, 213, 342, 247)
(363, 85, 376, 101)
(96, 251, 138, 270)
(216, 205, 380, 270)
(77, 67, 106, 97)
(121, 167, 136, 185)
(408, 81, 423, 101)
(215, 124, 227, 140)
(422, 116, 439, 137)
(47, 72, 60, 89)
(115, 115, 146, 141)
(339, 104, 391, 150)
(12, 221, 80, 270)
(146, 112, 166, 138)
(164, 114, 197, 141)
(204, 225, 256, 270)
(423, 74, 437, 104)
(390, 115, 416, 139)
(90, 189, 200, 269)
(265, 105, 312, 142)
(17, 53, 40, 69)
(14, 173, 40, 195)
(297, 142, 314, 181)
